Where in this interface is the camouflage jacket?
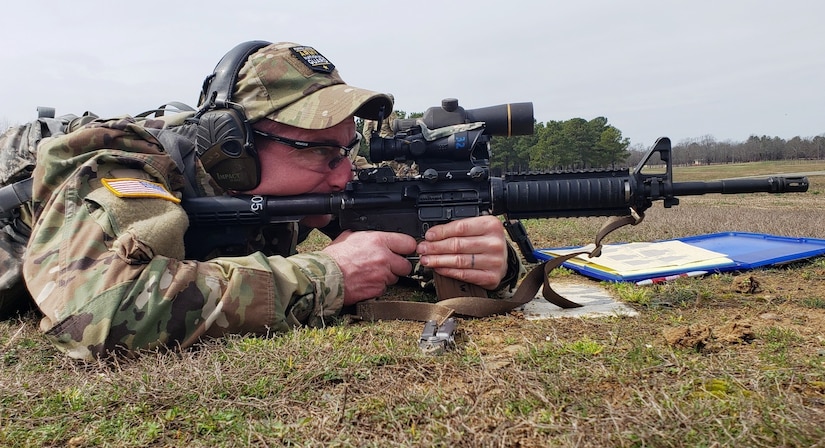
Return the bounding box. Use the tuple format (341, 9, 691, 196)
(23, 115, 345, 360)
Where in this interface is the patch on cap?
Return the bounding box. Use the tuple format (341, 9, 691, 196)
(290, 46, 335, 73)
(101, 178, 181, 203)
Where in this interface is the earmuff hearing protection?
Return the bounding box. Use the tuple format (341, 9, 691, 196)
(195, 40, 271, 191)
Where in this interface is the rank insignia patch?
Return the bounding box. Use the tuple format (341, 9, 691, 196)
(101, 178, 181, 203)
(290, 46, 335, 73)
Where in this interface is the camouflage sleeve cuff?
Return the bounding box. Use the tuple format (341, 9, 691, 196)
(491, 243, 526, 299)
(286, 252, 345, 324)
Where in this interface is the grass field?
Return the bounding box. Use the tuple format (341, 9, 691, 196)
(2, 161, 825, 447)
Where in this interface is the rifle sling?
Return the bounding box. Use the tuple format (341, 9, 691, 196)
(355, 252, 585, 324)
(354, 211, 644, 324)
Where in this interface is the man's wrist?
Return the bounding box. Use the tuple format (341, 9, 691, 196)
(491, 243, 525, 294)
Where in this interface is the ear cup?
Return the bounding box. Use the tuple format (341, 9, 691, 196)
(195, 108, 261, 191)
(195, 41, 271, 191)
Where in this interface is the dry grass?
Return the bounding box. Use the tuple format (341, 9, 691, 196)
(2, 163, 825, 447)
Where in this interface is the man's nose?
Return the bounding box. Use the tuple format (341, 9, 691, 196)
(327, 160, 353, 190)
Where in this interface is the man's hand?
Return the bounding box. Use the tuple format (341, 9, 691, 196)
(322, 230, 417, 305)
(416, 215, 508, 290)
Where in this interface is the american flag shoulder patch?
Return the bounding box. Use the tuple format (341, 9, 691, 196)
(101, 178, 181, 204)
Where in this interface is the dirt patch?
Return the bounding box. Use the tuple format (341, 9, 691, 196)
(663, 317, 755, 351)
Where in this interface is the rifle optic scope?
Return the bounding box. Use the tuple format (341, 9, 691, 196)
(370, 98, 534, 164)
(392, 98, 534, 137)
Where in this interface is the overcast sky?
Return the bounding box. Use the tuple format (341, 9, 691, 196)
(2, 0, 822, 148)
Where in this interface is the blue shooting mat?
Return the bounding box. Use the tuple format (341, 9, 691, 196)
(533, 232, 825, 283)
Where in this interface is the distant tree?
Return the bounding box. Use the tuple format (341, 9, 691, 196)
(813, 136, 825, 159)
(560, 118, 591, 166)
(742, 135, 786, 161)
(531, 120, 566, 168)
(489, 123, 537, 170)
(591, 122, 630, 167)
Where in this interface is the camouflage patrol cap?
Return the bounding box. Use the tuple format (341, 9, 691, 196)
(233, 42, 393, 129)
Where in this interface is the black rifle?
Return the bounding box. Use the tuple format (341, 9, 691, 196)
(180, 98, 809, 264)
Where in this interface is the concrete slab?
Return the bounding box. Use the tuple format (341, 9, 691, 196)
(520, 281, 639, 320)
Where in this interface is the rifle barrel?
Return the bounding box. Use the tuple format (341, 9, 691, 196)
(670, 176, 809, 195)
(496, 174, 809, 219)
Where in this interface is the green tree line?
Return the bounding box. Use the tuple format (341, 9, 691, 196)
(651, 134, 825, 166)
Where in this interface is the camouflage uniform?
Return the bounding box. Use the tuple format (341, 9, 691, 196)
(20, 42, 394, 360)
(22, 114, 348, 360)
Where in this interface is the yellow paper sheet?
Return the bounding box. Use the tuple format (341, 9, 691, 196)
(539, 240, 733, 277)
